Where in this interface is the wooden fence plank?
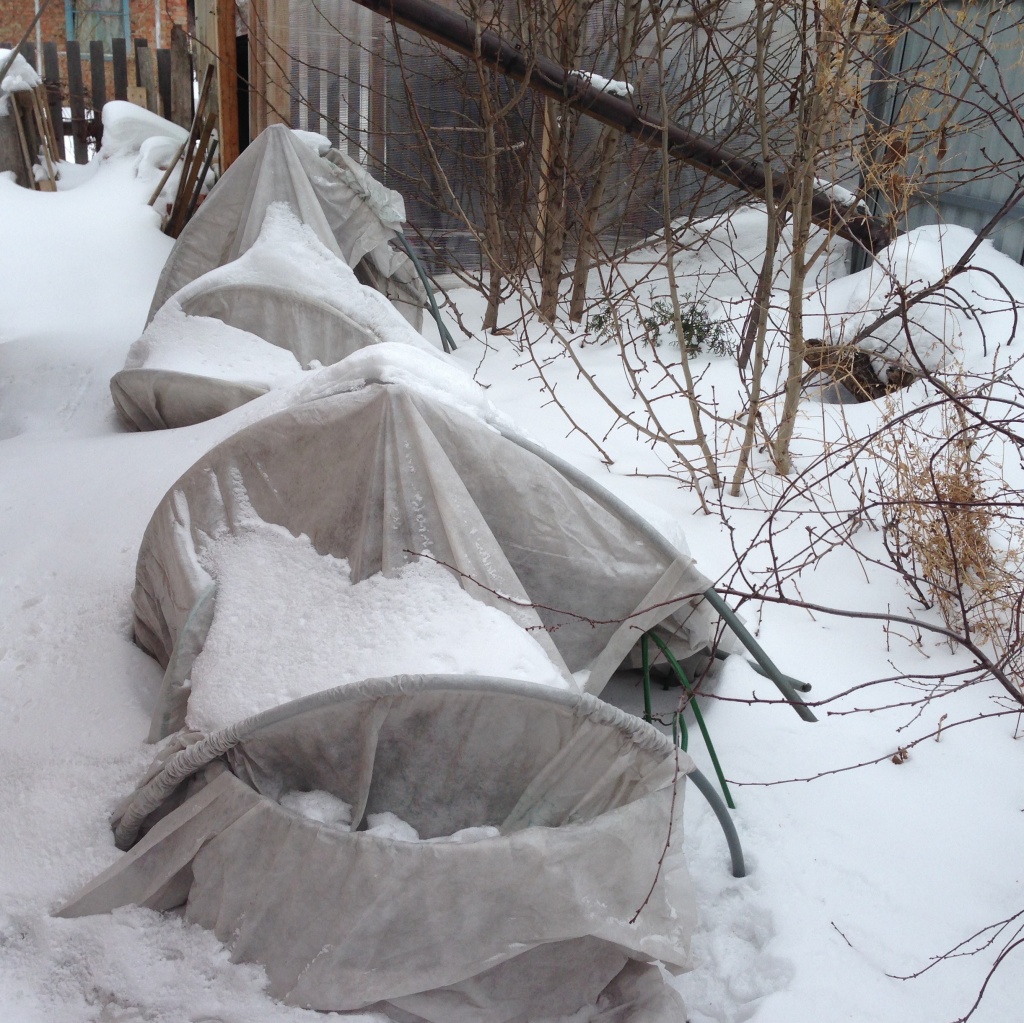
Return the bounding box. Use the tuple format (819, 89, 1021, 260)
(133, 37, 146, 83)
(112, 38, 129, 100)
(89, 40, 106, 149)
(170, 25, 193, 129)
(157, 48, 172, 121)
(136, 40, 158, 113)
(21, 43, 36, 68)
(41, 41, 62, 152)
(65, 40, 89, 163)
(89, 41, 106, 109)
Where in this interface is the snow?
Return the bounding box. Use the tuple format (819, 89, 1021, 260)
(279, 791, 501, 843)
(0, 49, 41, 115)
(290, 129, 332, 156)
(279, 789, 354, 828)
(99, 101, 188, 160)
(186, 523, 572, 732)
(178, 201, 433, 353)
(126, 302, 304, 384)
(1, 140, 1023, 1023)
(259, 341, 513, 429)
(813, 176, 865, 210)
(572, 69, 635, 98)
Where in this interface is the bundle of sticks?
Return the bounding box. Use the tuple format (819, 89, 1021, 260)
(148, 65, 218, 238)
(7, 83, 60, 191)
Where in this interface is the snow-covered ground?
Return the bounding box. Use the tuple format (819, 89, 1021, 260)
(1, 138, 1022, 1023)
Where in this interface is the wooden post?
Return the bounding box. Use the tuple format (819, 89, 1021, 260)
(66, 40, 89, 163)
(10, 91, 38, 188)
(111, 38, 129, 100)
(170, 25, 193, 128)
(216, 0, 241, 170)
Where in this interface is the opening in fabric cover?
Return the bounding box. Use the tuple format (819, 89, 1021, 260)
(59, 675, 696, 1023)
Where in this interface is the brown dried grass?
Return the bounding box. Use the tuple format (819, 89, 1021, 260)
(875, 399, 1024, 691)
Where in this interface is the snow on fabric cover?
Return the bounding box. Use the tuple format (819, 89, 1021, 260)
(112, 202, 441, 431)
(58, 675, 696, 1023)
(145, 123, 425, 323)
(184, 524, 573, 733)
(131, 368, 714, 739)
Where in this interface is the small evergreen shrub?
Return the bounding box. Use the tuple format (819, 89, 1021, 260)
(586, 293, 733, 357)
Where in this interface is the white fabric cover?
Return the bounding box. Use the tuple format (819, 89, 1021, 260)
(132, 367, 715, 739)
(59, 675, 696, 1022)
(147, 124, 425, 322)
(112, 127, 433, 432)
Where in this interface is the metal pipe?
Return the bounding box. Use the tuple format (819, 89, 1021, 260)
(713, 647, 812, 693)
(395, 231, 458, 352)
(703, 588, 818, 722)
(689, 768, 746, 878)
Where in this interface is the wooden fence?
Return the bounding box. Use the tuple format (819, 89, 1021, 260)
(3, 31, 193, 164)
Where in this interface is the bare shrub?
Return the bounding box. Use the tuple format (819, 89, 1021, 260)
(872, 391, 1024, 696)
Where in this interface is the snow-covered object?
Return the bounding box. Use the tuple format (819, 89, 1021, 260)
(146, 123, 426, 328)
(0, 49, 41, 105)
(0, 50, 41, 92)
(111, 204, 439, 429)
(813, 176, 865, 210)
(58, 675, 695, 1023)
(0, 49, 41, 122)
(289, 128, 331, 156)
(809, 225, 1007, 380)
(279, 790, 501, 842)
(132, 369, 714, 739)
(99, 100, 188, 159)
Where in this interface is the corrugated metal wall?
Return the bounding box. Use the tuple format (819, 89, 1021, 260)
(264, 0, 747, 272)
(873, 0, 1024, 262)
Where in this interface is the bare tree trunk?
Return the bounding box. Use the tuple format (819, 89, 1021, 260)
(568, 0, 643, 322)
(568, 125, 617, 322)
(470, 3, 505, 331)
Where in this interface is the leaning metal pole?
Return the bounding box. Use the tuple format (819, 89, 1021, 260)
(346, 0, 892, 254)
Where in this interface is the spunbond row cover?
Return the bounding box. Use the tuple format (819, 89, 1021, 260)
(111, 126, 434, 431)
(148, 124, 425, 322)
(133, 348, 717, 741)
(59, 675, 697, 1023)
